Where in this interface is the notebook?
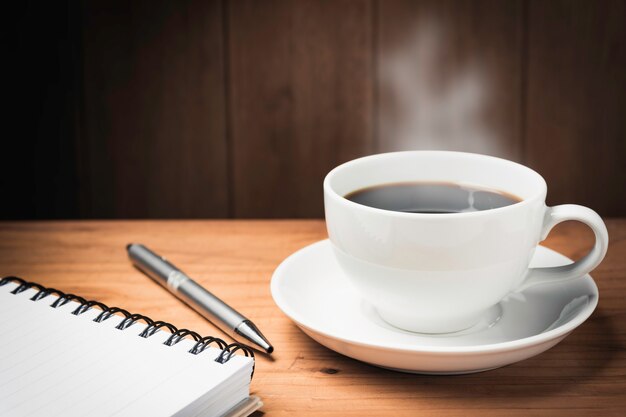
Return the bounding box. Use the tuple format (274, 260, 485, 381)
(0, 277, 261, 417)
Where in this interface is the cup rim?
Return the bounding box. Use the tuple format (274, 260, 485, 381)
(323, 150, 548, 218)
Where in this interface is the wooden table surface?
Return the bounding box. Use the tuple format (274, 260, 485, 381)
(1, 220, 624, 416)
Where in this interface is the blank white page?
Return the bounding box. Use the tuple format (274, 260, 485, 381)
(0, 282, 254, 417)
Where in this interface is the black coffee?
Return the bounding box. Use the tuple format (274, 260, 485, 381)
(345, 182, 521, 214)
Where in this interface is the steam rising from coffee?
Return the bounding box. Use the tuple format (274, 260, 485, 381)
(380, 22, 502, 155)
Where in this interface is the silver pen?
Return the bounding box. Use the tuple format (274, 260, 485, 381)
(127, 243, 273, 354)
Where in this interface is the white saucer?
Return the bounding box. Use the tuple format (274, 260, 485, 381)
(271, 240, 599, 374)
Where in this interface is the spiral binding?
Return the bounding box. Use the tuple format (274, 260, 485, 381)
(0, 276, 255, 376)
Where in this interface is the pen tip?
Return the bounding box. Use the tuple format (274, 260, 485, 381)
(126, 243, 133, 251)
(236, 320, 274, 355)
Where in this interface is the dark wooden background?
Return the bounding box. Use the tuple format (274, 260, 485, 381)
(5, 0, 625, 219)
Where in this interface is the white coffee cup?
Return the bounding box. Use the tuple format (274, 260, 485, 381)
(324, 151, 608, 334)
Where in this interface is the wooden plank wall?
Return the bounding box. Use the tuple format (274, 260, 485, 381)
(525, 0, 626, 219)
(81, 0, 229, 218)
(228, 0, 375, 218)
(4, 0, 625, 219)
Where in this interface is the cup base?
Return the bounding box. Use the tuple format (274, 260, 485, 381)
(376, 304, 503, 335)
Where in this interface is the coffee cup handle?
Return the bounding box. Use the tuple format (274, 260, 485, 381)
(518, 204, 609, 291)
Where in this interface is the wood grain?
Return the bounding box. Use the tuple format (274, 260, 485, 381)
(227, 0, 375, 218)
(377, 0, 524, 161)
(81, 0, 229, 218)
(525, 0, 626, 216)
(0, 219, 624, 416)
